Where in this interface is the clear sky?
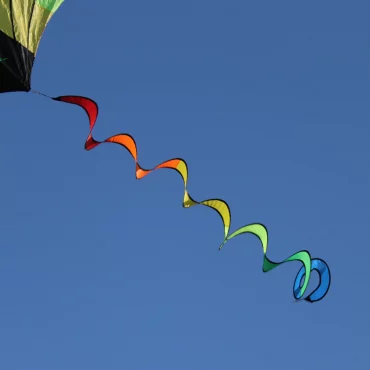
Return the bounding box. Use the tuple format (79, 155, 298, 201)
(0, 1, 369, 369)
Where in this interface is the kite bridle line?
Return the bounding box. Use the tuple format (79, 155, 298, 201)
(31, 89, 51, 98)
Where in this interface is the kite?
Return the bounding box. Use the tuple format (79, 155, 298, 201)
(0, 0, 65, 93)
(0, 1, 331, 302)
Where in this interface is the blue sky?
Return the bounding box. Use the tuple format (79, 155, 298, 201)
(1, 1, 369, 369)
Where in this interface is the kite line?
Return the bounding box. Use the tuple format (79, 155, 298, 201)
(33, 92, 331, 303)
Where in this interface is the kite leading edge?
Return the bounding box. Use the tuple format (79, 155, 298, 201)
(0, 0, 331, 303)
